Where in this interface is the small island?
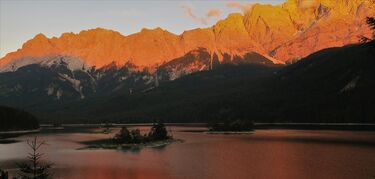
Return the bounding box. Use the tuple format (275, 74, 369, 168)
(82, 122, 182, 150)
(207, 119, 254, 134)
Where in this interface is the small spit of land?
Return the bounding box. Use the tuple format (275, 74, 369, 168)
(81, 138, 182, 150)
(202, 119, 255, 134)
(80, 122, 183, 150)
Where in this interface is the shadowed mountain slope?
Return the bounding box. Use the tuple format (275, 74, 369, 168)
(0, 106, 39, 131)
(24, 41, 375, 123)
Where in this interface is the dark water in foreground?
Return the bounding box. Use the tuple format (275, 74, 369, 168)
(1, 127, 375, 179)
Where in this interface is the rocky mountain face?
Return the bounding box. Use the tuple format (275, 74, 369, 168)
(0, 49, 275, 106)
(0, 0, 374, 108)
(1, 0, 373, 69)
(0, 56, 154, 106)
(270, 0, 375, 62)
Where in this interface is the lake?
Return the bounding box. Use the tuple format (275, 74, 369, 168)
(1, 126, 375, 179)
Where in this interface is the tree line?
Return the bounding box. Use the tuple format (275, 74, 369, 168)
(0, 106, 39, 132)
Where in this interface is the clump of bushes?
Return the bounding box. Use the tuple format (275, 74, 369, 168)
(113, 122, 171, 144)
(148, 123, 169, 141)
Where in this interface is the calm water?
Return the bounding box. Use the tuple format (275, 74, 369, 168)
(1, 127, 375, 179)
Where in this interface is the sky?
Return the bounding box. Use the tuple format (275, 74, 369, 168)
(0, 0, 284, 58)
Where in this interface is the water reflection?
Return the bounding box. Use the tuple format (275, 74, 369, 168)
(1, 128, 375, 179)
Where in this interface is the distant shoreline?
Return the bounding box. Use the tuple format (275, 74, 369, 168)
(0, 129, 40, 139)
(38, 123, 375, 131)
(254, 123, 375, 131)
(0, 129, 40, 134)
(2, 123, 374, 136)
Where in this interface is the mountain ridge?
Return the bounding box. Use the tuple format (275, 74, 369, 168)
(1, 0, 374, 70)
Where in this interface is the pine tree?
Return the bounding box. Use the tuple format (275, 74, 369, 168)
(17, 137, 53, 179)
(148, 122, 169, 141)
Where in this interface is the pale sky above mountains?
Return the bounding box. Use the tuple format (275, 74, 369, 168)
(0, 0, 284, 58)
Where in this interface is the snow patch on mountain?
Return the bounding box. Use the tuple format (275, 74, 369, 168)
(58, 73, 85, 99)
(41, 56, 91, 72)
(169, 70, 187, 81)
(46, 84, 56, 96)
(0, 55, 91, 73)
(56, 89, 63, 100)
(340, 76, 360, 93)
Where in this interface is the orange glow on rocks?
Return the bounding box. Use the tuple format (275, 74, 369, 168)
(1, 0, 374, 68)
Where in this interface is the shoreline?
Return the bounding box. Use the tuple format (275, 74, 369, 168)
(79, 139, 183, 150)
(0, 129, 40, 134)
(39, 123, 375, 131)
(2, 123, 375, 137)
(0, 129, 40, 139)
(255, 123, 375, 131)
(204, 131, 254, 134)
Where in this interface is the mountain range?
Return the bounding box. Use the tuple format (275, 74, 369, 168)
(1, 0, 374, 69)
(0, 0, 374, 123)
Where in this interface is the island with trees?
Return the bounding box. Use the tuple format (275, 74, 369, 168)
(82, 122, 182, 150)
